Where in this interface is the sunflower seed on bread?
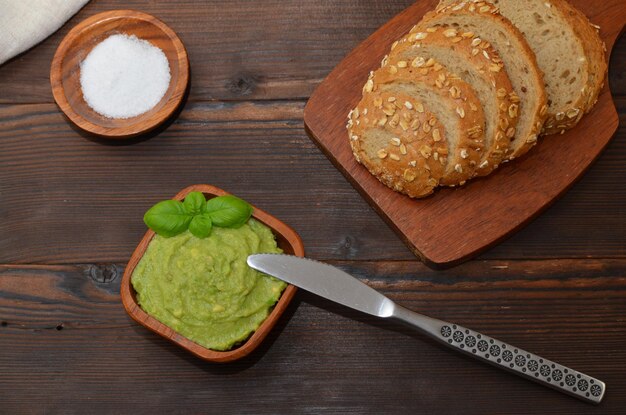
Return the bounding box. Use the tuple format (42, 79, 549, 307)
(370, 56, 486, 187)
(348, 91, 446, 198)
(422, 1, 547, 160)
(437, 0, 606, 135)
(389, 24, 518, 175)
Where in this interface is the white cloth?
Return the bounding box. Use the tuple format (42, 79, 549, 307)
(0, 0, 89, 65)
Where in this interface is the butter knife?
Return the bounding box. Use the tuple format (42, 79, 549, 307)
(247, 254, 606, 404)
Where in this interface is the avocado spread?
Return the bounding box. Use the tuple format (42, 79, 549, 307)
(131, 218, 286, 351)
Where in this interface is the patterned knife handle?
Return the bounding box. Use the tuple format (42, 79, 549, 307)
(391, 305, 605, 404)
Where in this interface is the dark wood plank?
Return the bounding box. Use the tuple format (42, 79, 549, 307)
(0, 0, 416, 104)
(0, 100, 408, 263)
(1, 260, 625, 413)
(303, 0, 625, 267)
(611, 34, 626, 95)
(0, 99, 625, 264)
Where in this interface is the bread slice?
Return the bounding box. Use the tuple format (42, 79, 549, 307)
(369, 56, 486, 186)
(348, 90, 447, 198)
(437, 0, 607, 135)
(389, 25, 519, 176)
(540, 0, 607, 134)
(421, 1, 548, 160)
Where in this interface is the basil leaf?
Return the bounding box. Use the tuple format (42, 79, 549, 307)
(143, 200, 192, 237)
(188, 213, 213, 238)
(205, 195, 253, 228)
(183, 192, 207, 215)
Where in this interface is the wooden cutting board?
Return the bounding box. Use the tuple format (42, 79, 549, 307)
(304, 0, 625, 268)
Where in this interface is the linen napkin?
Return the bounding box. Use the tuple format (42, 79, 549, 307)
(0, 0, 89, 65)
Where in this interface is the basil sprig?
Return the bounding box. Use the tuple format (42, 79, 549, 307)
(144, 192, 253, 238)
(142, 200, 192, 238)
(188, 213, 213, 238)
(205, 195, 253, 228)
(183, 191, 206, 216)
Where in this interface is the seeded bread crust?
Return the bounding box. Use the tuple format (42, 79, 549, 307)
(438, 0, 606, 136)
(348, 91, 446, 198)
(371, 56, 486, 186)
(424, 1, 548, 160)
(389, 25, 518, 176)
(541, 0, 607, 135)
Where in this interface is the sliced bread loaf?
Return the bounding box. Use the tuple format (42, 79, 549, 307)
(437, 0, 607, 135)
(348, 90, 447, 198)
(541, 0, 607, 133)
(421, 1, 548, 160)
(389, 25, 519, 176)
(370, 56, 486, 186)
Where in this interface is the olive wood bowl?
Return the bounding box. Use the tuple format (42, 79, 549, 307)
(50, 10, 189, 138)
(120, 184, 304, 362)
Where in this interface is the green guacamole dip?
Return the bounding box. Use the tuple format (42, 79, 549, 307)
(131, 218, 286, 351)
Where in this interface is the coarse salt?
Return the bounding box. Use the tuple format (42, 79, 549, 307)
(80, 33, 171, 119)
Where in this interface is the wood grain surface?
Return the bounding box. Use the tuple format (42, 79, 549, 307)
(304, 0, 625, 267)
(0, 0, 625, 414)
(2, 260, 625, 413)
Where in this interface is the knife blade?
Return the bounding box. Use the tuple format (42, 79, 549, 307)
(248, 253, 394, 317)
(247, 254, 606, 404)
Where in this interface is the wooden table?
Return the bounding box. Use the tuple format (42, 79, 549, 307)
(1, 1, 624, 413)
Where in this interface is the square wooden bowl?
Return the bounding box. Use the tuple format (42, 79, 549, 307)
(120, 184, 304, 362)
